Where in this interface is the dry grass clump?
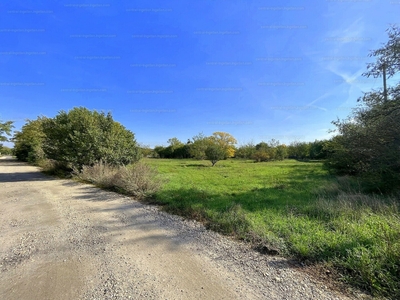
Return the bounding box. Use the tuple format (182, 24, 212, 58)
(73, 160, 163, 199)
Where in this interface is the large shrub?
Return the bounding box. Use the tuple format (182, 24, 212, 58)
(42, 107, 141, 169)
(13, 118, 46, 163)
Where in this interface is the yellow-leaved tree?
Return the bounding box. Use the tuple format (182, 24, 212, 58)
(209, 132, 237, 158)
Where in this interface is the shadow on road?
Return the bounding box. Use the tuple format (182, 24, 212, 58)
(0, 157, 55, 182)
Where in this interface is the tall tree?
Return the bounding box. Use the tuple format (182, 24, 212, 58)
(327, 26, 400, 191)
(0, 120, 14, 154)
(0, 120, 14, 142)
(363, 25, 400, 101)
(13, 117, 46, 162)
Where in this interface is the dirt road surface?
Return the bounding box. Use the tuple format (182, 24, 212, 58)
(0, 157, 356, 299)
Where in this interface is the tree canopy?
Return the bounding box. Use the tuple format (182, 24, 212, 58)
(0, 119, 14, 154)
(13, 117, 47, 162)
(0, 120, 14, 142)
(13, 107, 141, 168)
(41, 107, 141, 168)
(364, 25, 400, 79)
(326, 26, 400, 192)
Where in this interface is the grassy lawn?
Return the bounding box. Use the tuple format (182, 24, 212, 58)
(145, 158, 400, 298)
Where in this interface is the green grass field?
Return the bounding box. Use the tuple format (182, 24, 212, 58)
(144, 158, 400, 298)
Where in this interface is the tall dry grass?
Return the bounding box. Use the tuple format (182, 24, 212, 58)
(72, 160, 164, 199)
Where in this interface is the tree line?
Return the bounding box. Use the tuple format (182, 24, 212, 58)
(8, 107, 328, 168)
(151, 137, 328, 162)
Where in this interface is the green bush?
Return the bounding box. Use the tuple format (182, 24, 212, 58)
(13, 118, 46, 163)
(42, 107, 141, 169)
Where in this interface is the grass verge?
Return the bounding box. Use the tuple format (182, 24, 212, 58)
(144, 158, 400, 299)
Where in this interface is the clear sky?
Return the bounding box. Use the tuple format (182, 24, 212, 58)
(1, 1, 399, 148)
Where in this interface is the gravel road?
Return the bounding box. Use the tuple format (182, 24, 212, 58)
(0, 157, 363, 299)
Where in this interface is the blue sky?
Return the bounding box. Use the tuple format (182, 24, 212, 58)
(1, 1, 399, 148)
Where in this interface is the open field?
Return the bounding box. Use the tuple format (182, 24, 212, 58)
(145, 158, 400, 298)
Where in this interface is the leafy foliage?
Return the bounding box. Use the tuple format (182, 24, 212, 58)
(288, 141, 311, 160)
(209, 132, 237, 158)
(188, 132, 210, 160)
(205, 144, 226, 166)
(0, 120, 14, 153)
(251, 140, 289, 162)
(154, 132, 237, 164)
(139, 144, 153, 157)
(13, 118, 46, 162)
(0, 145, 13, 155)
(153, 138, 191, 158)
(326, 26, 400, 192)
(235, 142, 257, 159)
(364, 25, 400, 79)
(326, 90, 400, 191)
(0, 120, 14, 142)
(41, 107, 141, 168)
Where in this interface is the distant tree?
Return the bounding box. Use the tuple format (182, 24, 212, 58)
(188, 132, 237, 162)
(252, 139, 282, 162)
(309, 140, 328, 159)
(13, 117, 47, 162)
(42, 107, 141, 168)
(0, 120, 14, 153)
(205, 144, 226, 166)
(167, 137, 183, 148)
(173, 144, 191, 158)
(275, 144, 288, 160)
(153, 146, 166, 158)
(209, 132, 237, 158)
(255, 142, 268, 151)
(153, 138, 189, 159)
(0, 146, 13, 155)
(189, 132, 210, 160)
(252, 150, 270, 162)
(139, 144, 153, 157)
(166, 137, 189, 158)
(235, 142, 256, 159)
(268, 138, 280, 148)
(288, 141, 310, 160)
